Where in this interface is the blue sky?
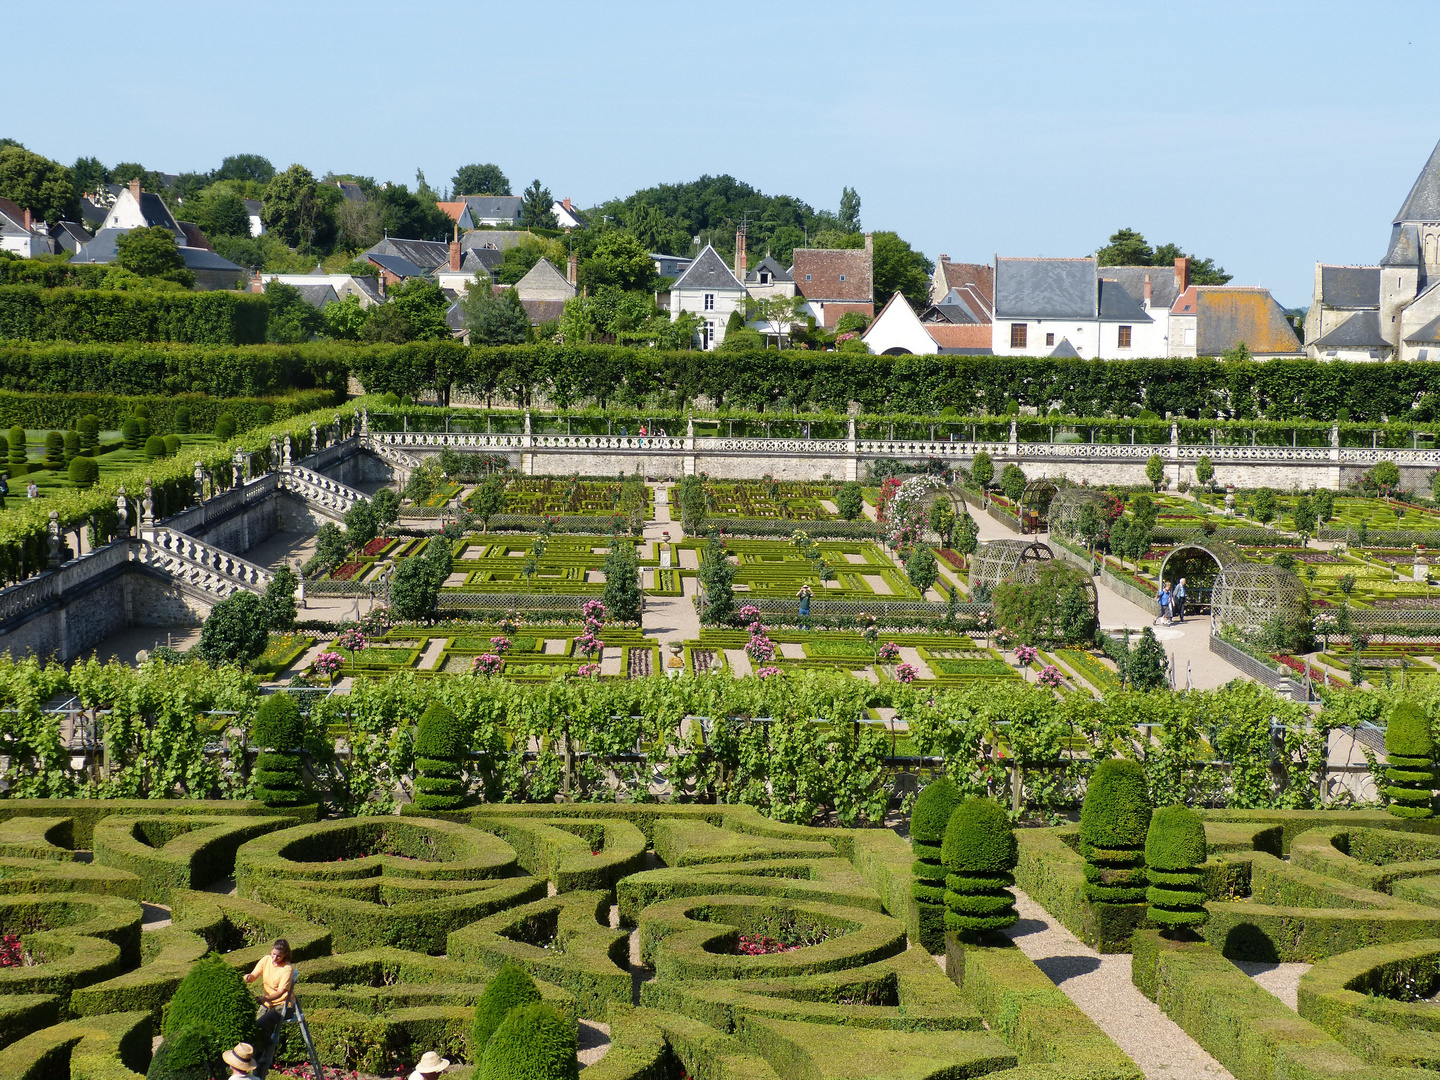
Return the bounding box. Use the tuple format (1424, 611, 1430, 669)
(14, 0, 1437, 306)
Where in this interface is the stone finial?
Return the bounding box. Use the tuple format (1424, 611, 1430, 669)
(333, 413, 342, 441)
(524, 410, 532, 435)
(141, 481, 154, 526)
(194, 461, 205, 501)
(311, 421, 320, 449)
(687, 415, 694, 438)
(282, 434, 292, 466)
(269, 435, 279, 464)
(360, 407, 370, 436)
(116, 486, 128, 529)
(47, 510, 61, 567)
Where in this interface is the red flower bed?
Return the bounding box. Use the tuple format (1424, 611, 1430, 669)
(735, 934, 800, 956)
(0, 933, 23, 968)
(938, 548, 966, 571)
(1273, 654, 1344, 685)
(361, 537, 389, 557)
(331, 562, 365, 581)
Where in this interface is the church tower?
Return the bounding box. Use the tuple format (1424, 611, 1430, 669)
(1379, 138, 1440, 346)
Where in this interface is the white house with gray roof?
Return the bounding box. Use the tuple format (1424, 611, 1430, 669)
(668, 244, 745, 349)
(990, 257, 1165, 358)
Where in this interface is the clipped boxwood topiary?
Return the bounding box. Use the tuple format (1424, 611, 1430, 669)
(215, 413, 236, 440)
(68, 455, 99, 490)
(1385, 700, 1435, 819)
(146, 1024, 220, 1080)
(940, 797, 1018, 938)
(910, 777, 958, 952)
(472, 962, 542, 1054)
(78, 414, 100, 454)
(163, 434, 182, 456)
(412, 703, 471, 811)
(174, 406, 192, 433)
(1080, 759, 1151, 903)
(7, 425, 26, 477)
(121, 418, 141, 450)
(1144, 805, 1208, 934)
(480, 1002, 578, 1080)
(144, 435, 167, 460)
(252, 692, 307, 807)
(62, 428, 79, 465)
(163, 953, 259, 1049)
(43, 430, 63, 469)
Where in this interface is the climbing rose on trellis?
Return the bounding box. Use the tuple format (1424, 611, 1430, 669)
(894, 662, 919, 683)
(884, 475, 944, 548)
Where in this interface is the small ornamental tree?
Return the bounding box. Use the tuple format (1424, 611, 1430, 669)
(906, 545, 939, 593)
(954, 512, 979, 557)
(174, 406, 192, 433)
(1253, 487, 1278, 524)
(910, 777, 959, 952)
(260, 565, 298, 631)
(941, 797, 1018, 938)
(196, 591, 269, 667)
(146, 1023, 220, 1080)
(251, 692, 308, 807)
(480, 1002, 579, 1080)
(78, 414, 99, 455)
(699, 534, 736, 624)
(1144, 805, 1209, 934)
(373, 487, 401, 528)
(999, 463, 1026, 503)
(120, 418, 141, 451)
(471, 963, 542, 1054)
(1195, 455, 1214, 488)
(214, 413, 236, 440)
(391, 555, 441, 620)
(971, 451, 994, 490)
(1126, 628, 1169, 691)
(837, 481, 863, 521)
(1385, 700, 1436, 819)
(602, 540, 643, 623)
(676, 474, 707, 535)
(145, 434, 167, 460)
(344, 498, 379, 550)
(1145, 453, 1165, 491)
(1079, 759, 1152, 904)
(412, 702, 470, 811)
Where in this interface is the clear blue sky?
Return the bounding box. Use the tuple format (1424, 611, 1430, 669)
(14, 0, 1437, 307)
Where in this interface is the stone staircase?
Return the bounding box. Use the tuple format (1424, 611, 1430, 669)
(279, 465, 368, 519)
(134, 529, 274, 600)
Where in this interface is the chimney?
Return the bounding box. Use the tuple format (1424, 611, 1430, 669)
(567, 252, 578, 286)
(863, 232, 873, 253)
(734, 228, 746, 282)
(129, 177, 142, 202)
(1143, 274, 1152, 306)
(21, 208, 32, 232)
(563, 197, 572, 213)
(449, 240, 461, 272)
(938, 253, 949, 263)
(1174, 256, 1191, 293)
(250, 270, 264, 294)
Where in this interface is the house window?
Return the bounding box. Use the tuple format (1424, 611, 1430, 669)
(1118, 325, 1132, 348)
(759, 271, 770, 284)
(1183, 327, 1195, 346)
(839, 274, 846, 282)
(1045, 332, 1055, 346)
(703, 293, 714, 311)
(703, 321, 715, 348)
(805, 274, 812, 281)
(1010, 323, 1028, 348)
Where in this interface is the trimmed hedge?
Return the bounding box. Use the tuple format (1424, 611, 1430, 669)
(0, 1009, 152, 1080)
(161, 952, 259, 1047)
(1080, 760, 1151, 904)
(1144, 806, 1208, 932)
(412, 703, 470, 812)
(471, 963, 542, 1053)
(469, 815, 646, 895)
(940, 798, 1017, 937)
(616, 857, 881, 929)
(0, 893, 141, 1014)
(1014, 826, 1148, 953)
(0, 389, 333, 435)
(0, 798, 308, 848)
(909, 777, 958, 953)
(1385, 701, 1435, 819)
(479, 1002, 577, 1080)
(251, 693, 308, 807)
(0, 285, 265, 345)
(0, 343, 347, 396)
(91, 815, 297, 903)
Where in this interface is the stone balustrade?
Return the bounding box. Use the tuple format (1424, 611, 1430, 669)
(135, 528, 274, 599)
(279, 465, 367, 517)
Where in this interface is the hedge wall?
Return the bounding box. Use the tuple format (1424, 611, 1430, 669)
(0, 389, 334, 433)
(0, 286, 266, 346)
(0, 343, 348, 396)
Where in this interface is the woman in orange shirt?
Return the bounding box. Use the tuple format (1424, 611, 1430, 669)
(244, 938, 296, 1048)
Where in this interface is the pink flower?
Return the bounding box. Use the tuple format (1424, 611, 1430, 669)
(755, 666, 781, 678)
(313, 652, 343, 676)
(1037, 664, 1064, 687)
(895, 662, 919, 684)
(1014, 644, 1038, 665)
(576, 662, 601, 678)
(490, 636, 512, 653)
(471, 653, 504, 676)
(877, 642, 901, 662)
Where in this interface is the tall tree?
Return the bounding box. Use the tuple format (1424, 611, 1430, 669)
(69, 156, 108, 201)
(838, 186, 861, 231)
(262, 164, 336, 251)
(0, 147, 79, 224)
(264, 281, 323, 343)
(581, 230, 655, 291)
(462, 285, 530, 345)
(870, 231, 933, 310)
(116, 227, 194, 287)
(215, 154, 275, 184)
(1096, 227, 1153, 266)
(374, 183, 450, 241)
(521, 179, 557, 228)
(383, 278, 452, 341)
(452, 163, 510, 196)
(197, 189, 252, 238)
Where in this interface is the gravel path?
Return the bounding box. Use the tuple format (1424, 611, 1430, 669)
(1005, 889, 1234, 1080)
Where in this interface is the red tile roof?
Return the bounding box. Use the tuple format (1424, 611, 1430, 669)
(926, 324, 991, 349)
(793, 247, 872, 302)
(436, 201, 467, 224)
(938, 260, 994, 304)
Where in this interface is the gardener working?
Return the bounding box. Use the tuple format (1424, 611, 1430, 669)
(244, 938, 296, 1048)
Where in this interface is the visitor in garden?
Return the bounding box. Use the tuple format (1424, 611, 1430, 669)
(1173, 578, 1187, 623)
(244, 938, 296, 1047)
(1157, 582, 1172, 625)
(409, 1050, 451, 1079)
(223, 1042, 258, 1076)
(25, 479, 36, 498)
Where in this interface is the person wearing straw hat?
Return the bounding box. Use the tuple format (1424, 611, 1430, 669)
(223, 1042, 258, 1077)
(409, 1050, 451, 1080)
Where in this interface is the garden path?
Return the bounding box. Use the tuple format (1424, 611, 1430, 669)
(640, 484, 701, 651)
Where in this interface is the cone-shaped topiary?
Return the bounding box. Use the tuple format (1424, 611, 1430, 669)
(1080, 759, 1152, 903)
(1144, 805, 1209, 933)
(471, 963, 543, 1055)
(910, 777, 959, 952)
(480, 1002, 578, 1080)
(412, 702, 471, 811)
(251, 692, 308, 807)
(163, 953, 259, 1048)
(941, 797, 1018, 937)
(145, 1024, 220, 1080)
(1385, 700, 1436, 819)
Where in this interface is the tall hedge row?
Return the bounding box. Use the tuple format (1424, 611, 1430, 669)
(0, 286, 266, 346)
(0, 389, 332, 434)
(0, 343, 348, 396)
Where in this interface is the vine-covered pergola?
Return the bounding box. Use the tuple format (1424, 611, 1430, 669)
(1211, 563, 1308, 634)
(970, 539, 1054, 594)
(1019, 479, 1059, 533)
(1047, 488, 1113, 539)
(1158, 540, 1247, 615)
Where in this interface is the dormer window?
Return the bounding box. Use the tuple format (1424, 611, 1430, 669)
(839, 274, 846, 282)
(805, 274, 812, 281)
(759, 271, 770, 284)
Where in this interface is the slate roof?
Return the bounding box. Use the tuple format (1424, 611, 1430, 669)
(49, 221, 91, 252)
(1194, 288, 1302, 356)
(366, 252, 427, 279)
(366, 237, 448, 270)
(0, 198, 30, 234)
(1319, 265, 1381, 308)
(520, 299, 567, 324)
(446, 300, 465, 330)
(280, 283, 338, 309)
(460, 230, 530, 252)
(792, 246, 872, 302)
(1098, 265, 1182, 312)
(178, 222, 212, 251)
(461, 195, 523, 220)
(334, 181, 367, 203)
(1313, 311, 1389, 349)
(513, 258, 576, 301)
(137, 192, 180, 232)
(178, 246, 245, 272)
(1381, 223, 1423, 268)
(745, 256, 791, 284)
(463, 248, 503, 275)
(68, 229, 242, 273)
(80, 200, 107, 228)
(242, 199, 262, 216)
(994, 258, 1096, 319)
(1049, 337, 1081, 358)
(672, 244, 745, 292)
(927, 290, 985, 324)
(1098, 279, 1153, 323)
(936, 260, 994, 304)
(1405, 313, 1440, 344)
(926, 324, 992, 349)
(1395, 138, 1440, 223)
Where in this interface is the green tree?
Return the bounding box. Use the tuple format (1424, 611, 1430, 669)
(0, 146, 79, 224)
(1293, 496, 1317, 546)
(1127, 628, 1169, 691)
(582, 230, 656, 292)
(602, 540, 643, 623)
(838, 186, 861, 232)
(521, 179, 557, 228)
(197, 189, 252, 239)
(196, 591, 269, 667)
(452, 163, 510, 196)
(1369, 460, 1401, 497)
(1384, 700, 1435, 819)
(699, 534, 735, 624)
(251, 691, 307, 806)
(1145, 453, 1165, 491)
(261, 565, 298, 631)
(215, 154, 275, 184)
(999, 463, 1026, 502)
(373, 487, 401, 528)
(163, 952, 259, 1049)
(391, 555, 441, 620)
(836, 481, 863, 521)
(1194, 455, 1214, 488)
(375, 182, 451, 241)
(1079, 758, 1151, 903)
(675, 475, 707, 534)
(116, 227, 194, 287)
(1144, 805, 1209, 933)
(1096, 227, 1154, 266)
(870, 231, 933, 309)
(906, 545, 938, 593)
(747, 294, 805, 341)
(941, 798, 1018, 936)
(383, 278, 453, 342)
(1153, 242, 1231, 284)
(1315, 488, 1335, 522)
(480, 1003, 578, 1080)
(472, 965, 541, 1052)
(344, 499, 379, 551)
(1253, 487, 1278, 524)
(261, 164, 336, 250)
(1130, 494, 1158, 529)
(322, 294, 368, 341)
(264, 281, 323, 343)
(412, 703, 470, 810)
(908, 777, 957, 951)
(971, 451, 994, 489)
(470, 475, 508, 531)
(954, 512, 979, 556)
(463, 285, 530, 346)
(313, 522, 347, 571)
(69, 156, 108, 202)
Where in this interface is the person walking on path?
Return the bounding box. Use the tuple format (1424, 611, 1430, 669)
(1157, 582, 1172, 626)
(1173, 578, 1187, 623)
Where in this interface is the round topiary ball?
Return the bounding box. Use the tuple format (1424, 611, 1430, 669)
(164, 434, 182, 456)
(480, 1003, 578, 1080)
(1387, 701, 1434, 760)
(941, 797, 1018, 875)
(253, 692, 304, 751)
(257, 405, 274, 425)
(215, 414, 236, 440)
(415, 703, 465, 759)
(163, 953, 259, 1048)
(911, 777, 958, 846)
(1080, 759, 1152, 850)
(145, 435, 167, 460)
(145, 1024, 220, 1080)
(134, 404, 151, 420)
(68, 455, 99, 489)
(472, 963, 542, 1054)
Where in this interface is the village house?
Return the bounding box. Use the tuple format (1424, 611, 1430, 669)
(791, 234, 874, 327)
(668, 243, 745, 349)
